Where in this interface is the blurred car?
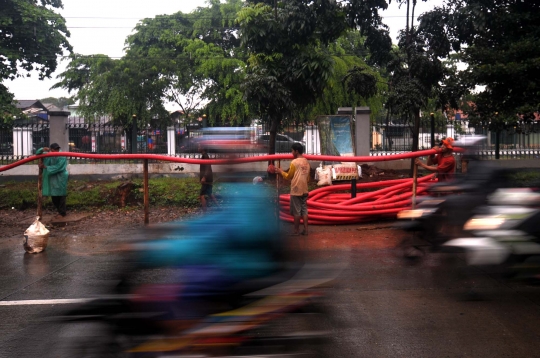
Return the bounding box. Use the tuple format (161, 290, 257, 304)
(257, 133, 304, 153)
(176, 136, 201, 153)
(190, 127, 264, 153)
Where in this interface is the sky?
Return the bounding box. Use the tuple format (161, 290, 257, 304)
(4, 0, 443, 107)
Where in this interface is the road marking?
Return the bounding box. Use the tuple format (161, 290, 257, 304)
(0, 298, 91, 306)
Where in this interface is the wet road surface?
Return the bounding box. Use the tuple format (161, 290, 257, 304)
(1, 222, 540, 357)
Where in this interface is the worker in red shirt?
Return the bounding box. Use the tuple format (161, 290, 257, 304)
(415, 137, 456, 182)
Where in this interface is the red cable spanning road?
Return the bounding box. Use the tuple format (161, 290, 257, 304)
(0, 150, 443, 224)
(0, 149, 442, 172)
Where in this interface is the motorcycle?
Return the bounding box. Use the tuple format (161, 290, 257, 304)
(47, 182, 339, 357)
(51, 262, 339, 358)
(396, 136, 522, 259)
(396, 178, 492, 259)
(443, 188, 540, 282)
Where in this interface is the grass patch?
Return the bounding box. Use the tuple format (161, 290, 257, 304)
(508, 170, 540, 188)
(0, 177, 220, 210)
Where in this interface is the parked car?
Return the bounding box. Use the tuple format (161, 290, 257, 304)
(257, 134, 304, 153)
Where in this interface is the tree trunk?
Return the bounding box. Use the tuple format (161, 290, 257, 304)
(131, 120, 138, 154)
(269, 117, 279, 157)
(406, 0, 410, 34)
(385, 109, 392, 151)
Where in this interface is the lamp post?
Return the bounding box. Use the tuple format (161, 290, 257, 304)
(202, 114, 207, 127)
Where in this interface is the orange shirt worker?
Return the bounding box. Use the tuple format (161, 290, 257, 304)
(275, 143, 310, 236)
(415, 137, 456, 182)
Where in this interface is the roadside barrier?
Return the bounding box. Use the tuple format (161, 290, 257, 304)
(0, 149, 445, 225)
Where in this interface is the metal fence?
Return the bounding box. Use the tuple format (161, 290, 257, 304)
(371, 116, 540, 160)
(0, 117, 49, 159)
(0, 119, 314, 165)
(3, 116, 540, 166)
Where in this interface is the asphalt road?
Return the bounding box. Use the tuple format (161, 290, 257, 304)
(1, 222, 540, 357)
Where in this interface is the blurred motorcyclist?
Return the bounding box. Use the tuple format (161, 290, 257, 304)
(130, 182, 286, 320)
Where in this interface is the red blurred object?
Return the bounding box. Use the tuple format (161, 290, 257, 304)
(267, 164, 276, 174)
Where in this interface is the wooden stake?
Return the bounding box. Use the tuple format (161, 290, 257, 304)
(276, 160, 281, 228)
(412, 161, 418, 209)
(37, 158, 43, 219)
(143, 159, 149, 225)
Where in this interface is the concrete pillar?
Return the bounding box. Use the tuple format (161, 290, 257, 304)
(338, 107, 371, 156)
(48, 110, 70, 151)
(167, 126, 176, 156)
(355, 107, 371, 156)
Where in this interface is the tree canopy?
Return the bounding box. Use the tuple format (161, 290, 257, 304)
(238, 0, 390, 153)
(419, 0, 540, 124)
(52, 54, 167, 126)
(125, 0, 249, 126)
(1, 0, 71, 121)
(39, 96, 74, 108)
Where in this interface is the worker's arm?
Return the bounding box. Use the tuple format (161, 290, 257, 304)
(415, 158, 438, 172)
(44, 156, 67, 174)
(276, 163, 296, 180)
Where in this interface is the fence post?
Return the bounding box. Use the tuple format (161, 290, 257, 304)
(143, 159, 149, 225)
(37, 159, 43, 219)
(131, 116, 138, 154)
(412, 164, 418, 209)
(48, 110, 70, 151)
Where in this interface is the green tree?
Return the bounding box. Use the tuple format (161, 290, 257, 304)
(52, 54, 168, 152)
(382, 0, 463, 174)
(126, 0, 250, 126)
(39, 96, 74, 109)
(303, 31, 386, 121)
(419, 0, 540, 158)
(1, 0, 71, 121)
(238, 0, 393, 154)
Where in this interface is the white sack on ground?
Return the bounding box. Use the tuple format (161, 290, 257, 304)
(23, 217, 50, 254)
